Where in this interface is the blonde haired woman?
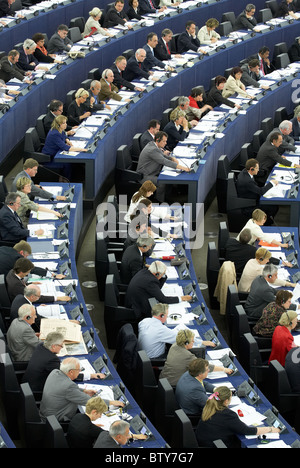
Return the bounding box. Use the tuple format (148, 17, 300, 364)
(197, 18, 220, 44)
(82, 8, 113, 38)
(67, 88, 94, 126)
(16, 176, 62, 226)
(196, 386, 280, 447)
(237, 208, 289, 247)
(238, 247, 295, 293)
(42, 115, 86, 157)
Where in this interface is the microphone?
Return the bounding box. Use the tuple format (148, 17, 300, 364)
(39, 164, 71, 188)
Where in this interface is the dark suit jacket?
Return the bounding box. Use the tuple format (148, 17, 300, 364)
(241, 63, 260, 88)
(0, 205, 29, 243)
(120, 243, 145, 284)
(22, 342, 60, 392)
(276, 0, 292, 17)
(233, 11, 257, 31)
(143, 44, 165, 71)
(154, 38, 172, 61)
(291, 116, 300, 142)
(43, 111, 73, 135)
(125, 268, 179, 319)
(111, 63, 135, 90)
(164, 120, 189, 151)
(138, 0, 156, 15)
(206, 86, 235, 108)
(6, 269, 55, 303)
(177, 31, 200, 54)
(0, 246, 47, 278)
(0, 56, 26, 83)
(288, 41, 300, 63)
(94, 431, 121, 448)
(103, 7, 129, 27)
(247, 53, 274, 75)
(123, 55, 150, 81)
(140, 130, 154, 149)
(256, 140, 292, 184)
(126, 5, 143, 20)
(244, 275, 276, 320)
(16, 46, 39, 71)
(0, 0, 14, 17)
(236, 169, 274, 200)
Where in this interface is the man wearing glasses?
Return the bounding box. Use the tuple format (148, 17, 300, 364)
(40, 357, 125, 422)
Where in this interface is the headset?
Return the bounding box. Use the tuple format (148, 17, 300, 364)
(259, 249, 268, 262)
(154, 261, 160, 278)
(285, 311, 292, 326)
(183, 329, 190, 346)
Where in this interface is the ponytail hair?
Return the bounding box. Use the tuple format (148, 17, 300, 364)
(201, 386, 232, 422)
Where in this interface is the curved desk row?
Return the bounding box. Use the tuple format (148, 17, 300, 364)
(1, 182, 166, 448)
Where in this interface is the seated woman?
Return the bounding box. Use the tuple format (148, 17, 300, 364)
(67, 88, 94, 126)
(222, 66, 253, 100)
(187, 87, 212, 122)
(238, 247, 296, 293)
(236, 208, 289, 248)
(253, 290, 298, 338)
(160, 329, 232, 386)
(268, 310, 298, 366)
(197, 18, 220, 45)
(164, 108, 189, 151)
(42, 115, 86, 158)
(196, 386, 280, 447)
(126, 0, 143, 20)
(82, 8, 113, 38)
(32, 33, 62, 64)
(16, 176, 62, 226)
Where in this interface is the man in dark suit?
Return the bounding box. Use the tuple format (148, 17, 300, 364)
(21, 332, 64, 392)
(123, 49, 157, 82)
(0, 193, 31, 243)
(16, 39, 39, 72)
(140, 119, 161, 149)
(43, 100, 76, 136)
(177, 21, 206, 54)
(94, 420, 130, 448)
(143, 32, 172, 72)
(103, 0, 132, 29)
(138, 0, 166, 15)
(248, 46, 275, 77)
(155, 29, 173, 61)
(288, 37, 300, 62)
(111, 56, 143, 92)
(0, 50, 29, 83)
(244, 265, 279, 320)
(291, 111, 300, 141)
(233, 4, 259, 31)
(125, 260, 191, 318)
(255, 132, 300, 185)
(266, 121, 296, 154)
(120, 236, 155, 284)
(10, 285, 41, 322)
(241, 59, 269, 89)
(236, 158, 278, 221)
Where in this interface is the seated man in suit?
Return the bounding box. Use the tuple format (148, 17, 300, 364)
(233, 3, 259, 31)
(103, 0, 132, 29)
(95, 420, 143, 448)
(244, 264, 279, 321)
(241, 59, 270, 89)
(43, 99, 76, 136)
(6, 303, 40, 361)
(255, 131, 300, 185)
(47, 24, 73, 54)
(111, 56, 143, 92)
(123, 48, 159, 82)
(6, 257, 71, 303)
(10, 284, 42, 323)
(236, 158, 278, 221)
(125, 260, 191, 319)
(136, 131, 190, 202)
(17, 39, 48, 72)
(98, 69, 131, 102)
(86, 80, 112, 112)
(0, 193, 44, 243)
(288, 37, 300, 63)
(140, 119, 161, 149)
(0, 50, 32, 83)
(154, 28, 180, 61)
(175, 358, 215, 417)
(143, 32, 173, 72)
(120, 235, 155, 284)
(138, 0, 166, 15)
(266, 120, 296, 154)
(248, 46, 275, 77)
(11, 158, 67, 201)
(177, 21, 206, 54)
(291, 107, 300, 141)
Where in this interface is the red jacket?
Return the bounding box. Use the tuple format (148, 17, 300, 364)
(268, 325, 295, 366)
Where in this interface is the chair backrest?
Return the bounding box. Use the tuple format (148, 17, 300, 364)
(155, 378, 180, 443)
(88, 68, 101, 81)
(122, 49, 134, 60)
(221, 11, 236, 26)
(131, 133, 142, 159)
(105, 274, 119, 306)
(252, 129, 264, 153)
(35, 114, 46, 142)
(206, 241, 220, 309)
(0, 274, 11, 309)
(135, 350, 158, 417)
(81, 78, 92, 90)
(257, 8, 273, 22)
(24, 127, 42, 153)
(116, 145, 133, 170)
(69, 16, 85, 33)
(274, 42, 288, 56)
(231, 304, 251, 356)
(275, 53, 290, 70)
(261, 117, 274, 139)
(239, 142, 252, 168)
(218, 221, 229, 259)
(160, 108, 172, 130)
(108, 253, 122, 285)
(19, 382, 45, 447)
(239, 333, 263, 379)
(44, 415, 69, 448)
(267, 360, 295, 414)
(172, 409, 199, 448)
(0, 353, 21, 438)
(67, 26, 82, 43)
(169, 96, 179, 109)
(274, 107, 288, 128)
(0, 175, 8, 205)
(265, 0, 279, 16)
(218, 21, 233, 37)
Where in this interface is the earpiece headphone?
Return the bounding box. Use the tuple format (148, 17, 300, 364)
(259, 250, 268, 262)
(268, 274, 272, 279)
(154, 262, 160, 277)
(285, 311, 292, 326)
(183, 330, 190, 346)
(26, 315, 32, 321)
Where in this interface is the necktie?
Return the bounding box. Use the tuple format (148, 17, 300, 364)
(260, 59, 265, 76)
(138, 62, 141, 68)
(149, 0, 155, 8)
(166, 42, 170, 54)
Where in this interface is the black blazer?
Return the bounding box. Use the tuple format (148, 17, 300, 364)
(123, 55, 150, 81)
(236, 169, 273, 200)
(288, 41, 300, 63)
(120, 243, 145, 284)
(291, 116, 300, 142)
(110, 63, 135, 91)
(0, 205, 29, 243)
(206, 86, 235, 108)
(6, 269, 55, 303)
(126, 5, 143, 20)
(0, 246, 47, 278)
(103, 7, 129, 27)
(177, 31, 200, 54)
(22, 342, 60, 392)
(16, 46, 39, 71)
(154, 38, 172, 62)
(0, 56, 26, 83)
(164, 120, 189, 151)
(125, 268, 179, 319)
(233, 11, 257, 31)
(256, 140, 292, 184)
